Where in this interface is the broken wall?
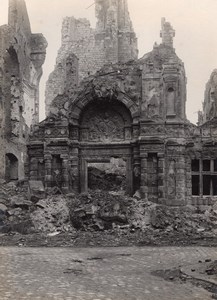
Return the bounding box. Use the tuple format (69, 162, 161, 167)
(45, 0, 138, 115)
(0, 0, 47, 180)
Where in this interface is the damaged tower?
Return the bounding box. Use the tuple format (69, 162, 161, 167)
(0, 0, 47, 181)
(45, 0, 138, 115)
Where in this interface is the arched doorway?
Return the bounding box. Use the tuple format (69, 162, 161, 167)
(78, 100, 133, 195)
(5, 153, 18, 181)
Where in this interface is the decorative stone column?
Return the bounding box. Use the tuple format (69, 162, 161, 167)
(80, 158, 87, 193)
(29, 158, 38, 180)
(158, 153, 165, 204)
(140, 153, 148, 200)
(126, 157, 133, 196)
(44, 154, 52, 189)
(175, 155, 186, 205)
(69, 146, 79, 192)
(61, 155, 69, 193)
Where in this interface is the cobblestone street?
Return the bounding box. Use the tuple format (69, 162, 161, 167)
(0, 246, 216, 299)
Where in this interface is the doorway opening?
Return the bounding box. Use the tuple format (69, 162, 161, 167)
(87, 158, 126, 193)
(5, 153, 18, 181)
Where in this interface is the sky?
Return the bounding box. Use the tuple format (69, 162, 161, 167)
(1, 0, 217, 124)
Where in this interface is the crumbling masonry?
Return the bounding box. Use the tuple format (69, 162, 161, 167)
(25, 0, 217, 206)
(0, 0, 47, 181)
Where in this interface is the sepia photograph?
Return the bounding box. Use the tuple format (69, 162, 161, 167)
(0, 0, 217, 299)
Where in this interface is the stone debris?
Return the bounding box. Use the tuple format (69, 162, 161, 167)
(31, 196, 72, 233)
(1, 181, 217, 244)
(28, 180, 46, 203)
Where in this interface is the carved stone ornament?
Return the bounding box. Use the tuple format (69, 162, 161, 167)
(92, 79, 121, 100)
(81, 106, 125, 142)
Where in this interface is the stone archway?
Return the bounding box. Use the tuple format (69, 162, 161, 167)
(78, 99, 134, 195)
(5, 153, 18, 181)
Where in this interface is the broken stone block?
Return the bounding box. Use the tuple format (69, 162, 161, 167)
(133, 190, 142, 200)
(28, 180, 45, 203)
(0, 203, 8, 213)
(7, 208, 23, 216)
(11, 196, 32, 209)
(36, 200, 47, 209)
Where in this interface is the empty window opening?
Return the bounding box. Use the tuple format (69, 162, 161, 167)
(5, 153, 18, 181)
(191, 159, 199, 172)
(203, 160, 210, 171)
(192, 175, 199, 196)
(87, 158, 126, 193)
(191, 159, 217, 196)
(214, 159, 217, 172)
(203, 175, 211, 195)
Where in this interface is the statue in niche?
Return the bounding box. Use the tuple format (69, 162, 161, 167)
(166, 87, 175, 115)
(147, 87, 160, 118)
(168, 160, 176, 196)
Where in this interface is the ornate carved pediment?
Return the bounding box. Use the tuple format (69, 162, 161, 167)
(81, 105, 125, 142)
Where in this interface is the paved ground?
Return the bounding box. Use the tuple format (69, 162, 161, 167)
(0, 246, 216, 300)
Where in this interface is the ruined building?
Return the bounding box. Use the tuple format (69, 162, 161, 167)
(45, 0, 138, 115)
(0, 0, 47, 181)
(27, 1, 217, 206)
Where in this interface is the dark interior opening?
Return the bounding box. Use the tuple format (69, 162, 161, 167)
(192, 175, 200, 196)
(213, 175, 217, 196)
(191, 159, 200, 172)
(203, 160, 210, 171)
(5, 153, 18, 181)
(203, 175, 211, 195)
(87, 158, 126, 193)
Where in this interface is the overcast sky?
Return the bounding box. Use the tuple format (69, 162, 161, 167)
(1, 0, 217, 123)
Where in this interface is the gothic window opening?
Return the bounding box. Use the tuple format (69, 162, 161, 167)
(191, 159, 217, 196)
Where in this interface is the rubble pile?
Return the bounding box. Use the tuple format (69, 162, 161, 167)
(0, 181, 34, 234)
(68, 190, 217, 236)
(129, 200, 216, 234)
(68, 191, 130, 231)
(30, 196, 72, 233)
(1, 180, 217, 245)
(88, 167, 126, 191)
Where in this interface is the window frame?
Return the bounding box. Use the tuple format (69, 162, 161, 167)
(191, 159, 217, 196)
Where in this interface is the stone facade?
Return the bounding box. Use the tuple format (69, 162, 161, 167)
(45, 0, 138, 115)
(0, 0, 47, 180)
(27, 2, 217, 206)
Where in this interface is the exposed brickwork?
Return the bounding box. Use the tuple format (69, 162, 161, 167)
(45, 0, 138, 115)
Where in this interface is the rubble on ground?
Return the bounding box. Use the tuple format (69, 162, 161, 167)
(1, 181, 217, 246)
(31, 196, 72, 233)
(88, 167, 126, 192)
